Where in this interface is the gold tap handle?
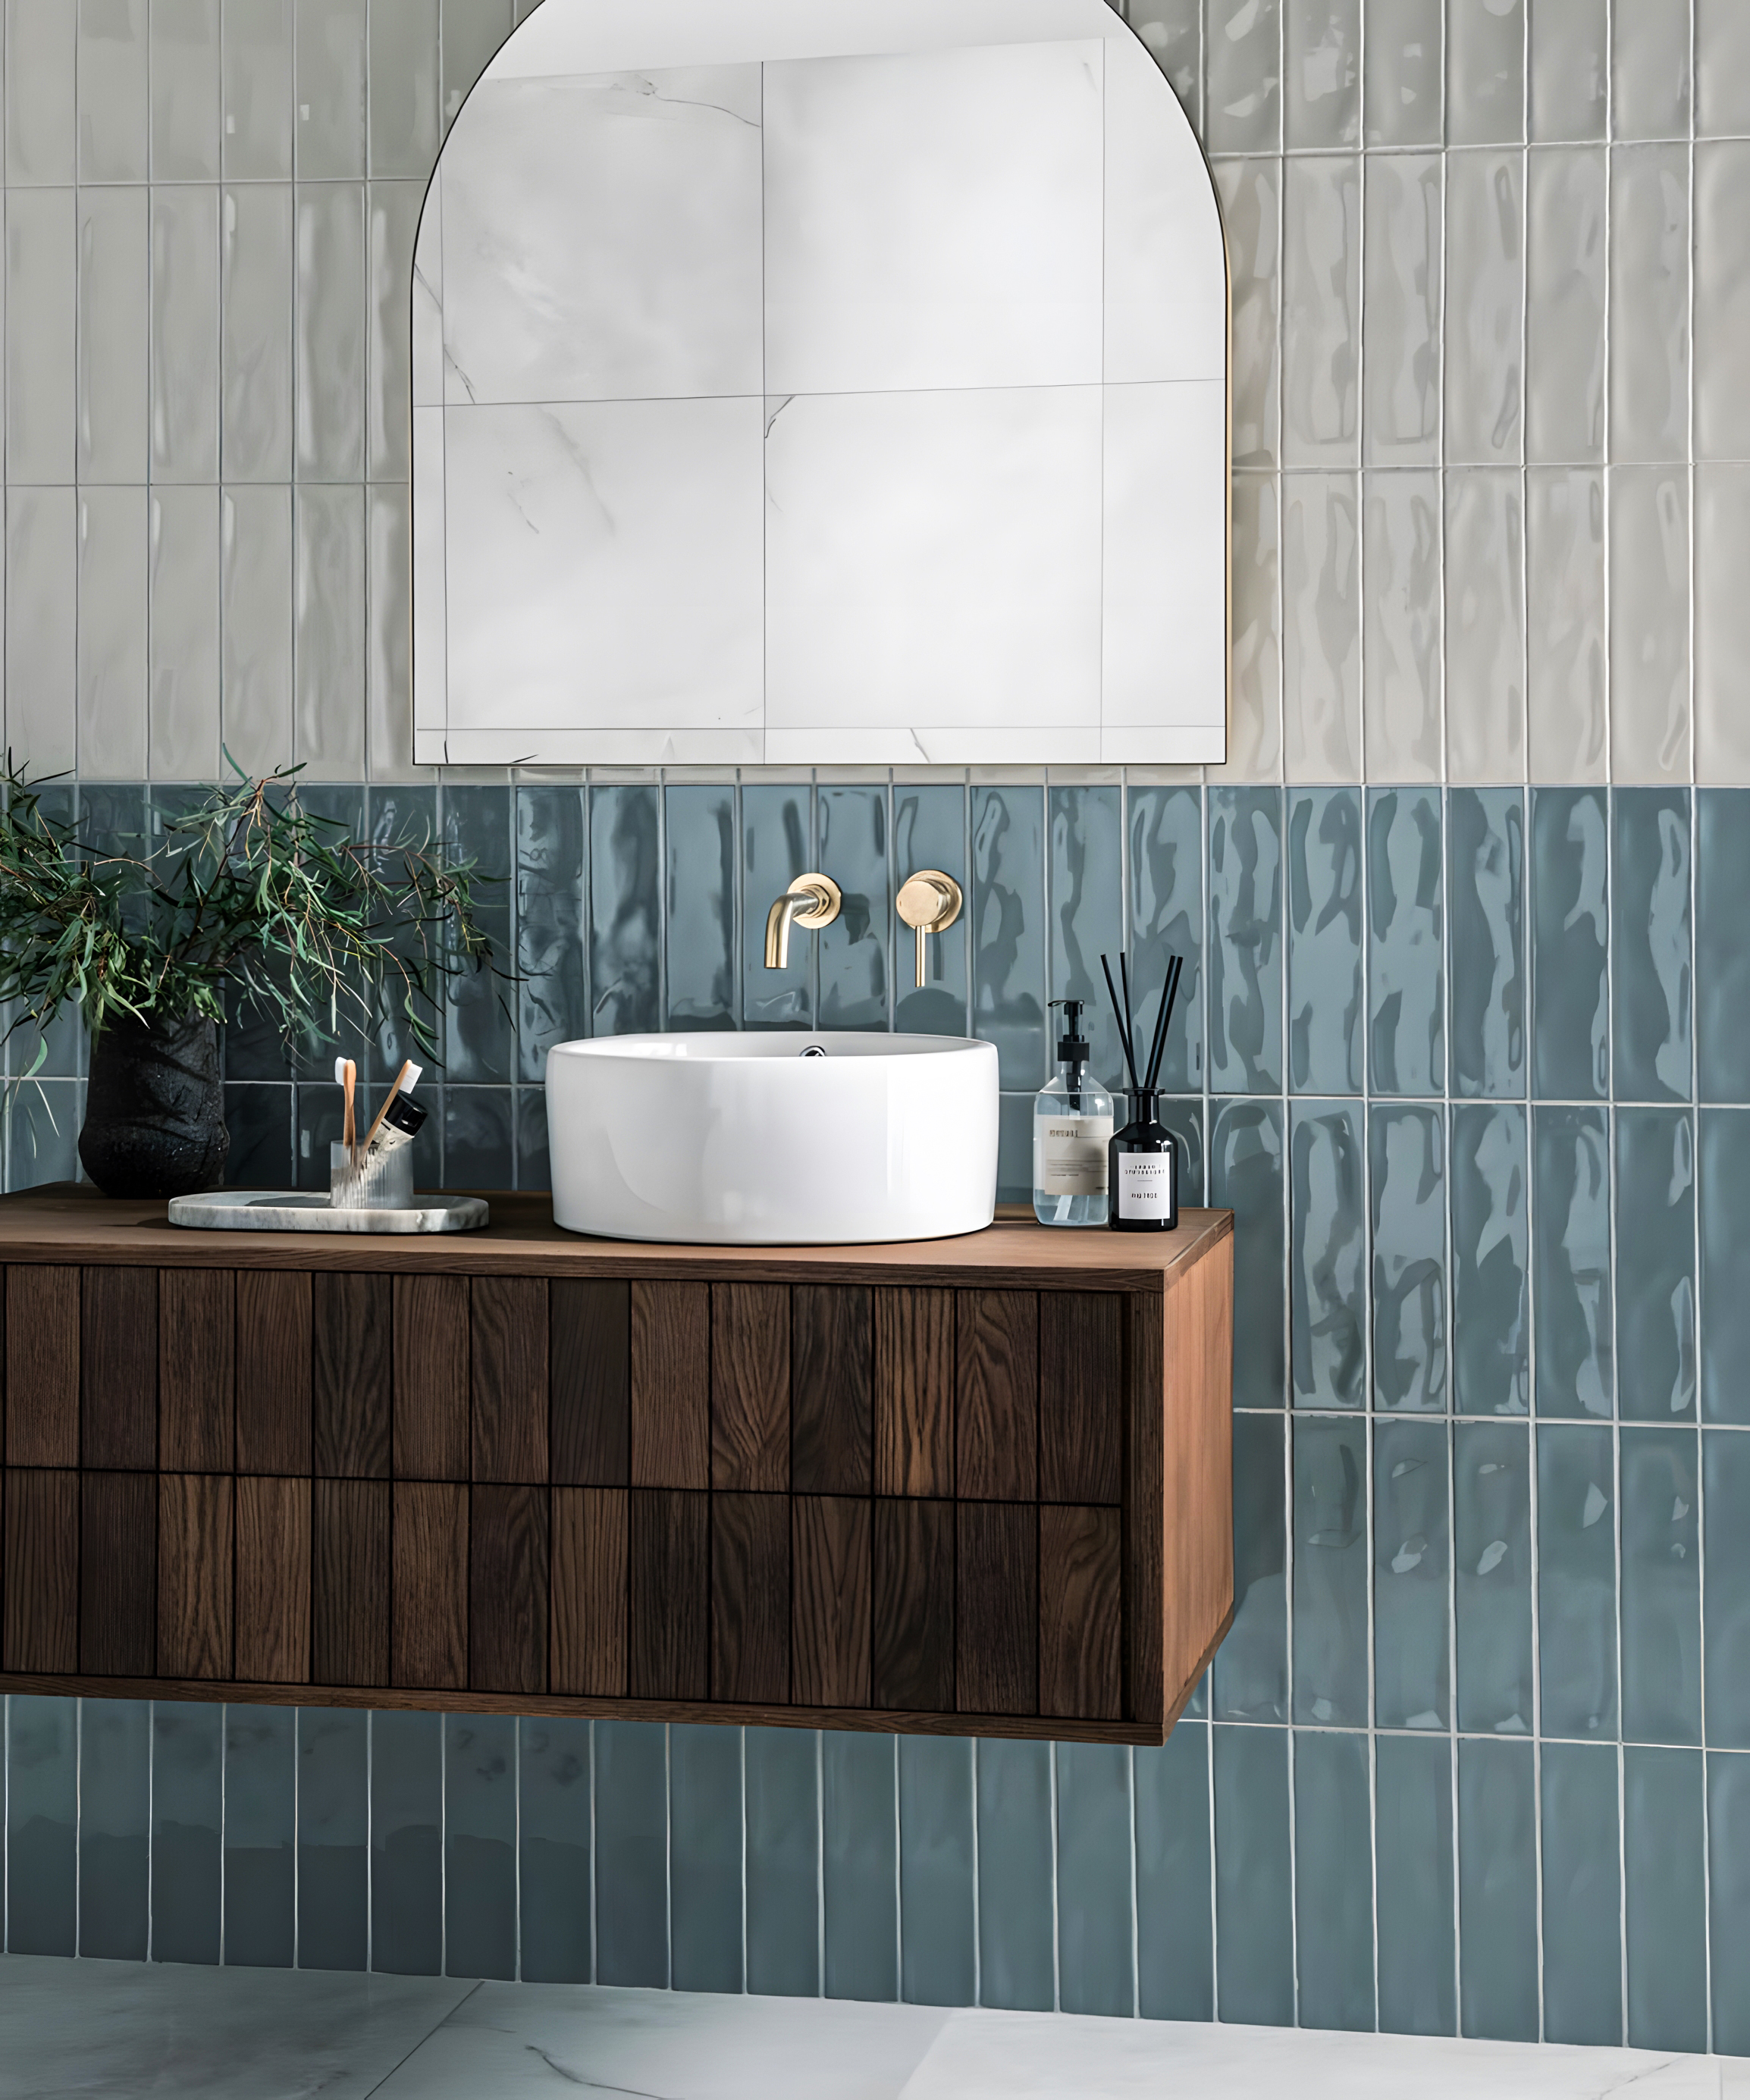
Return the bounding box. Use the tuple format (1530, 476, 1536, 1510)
(896, 870, 964, 989)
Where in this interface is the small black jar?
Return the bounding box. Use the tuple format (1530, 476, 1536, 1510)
(1107, 1089, 1178, 1232)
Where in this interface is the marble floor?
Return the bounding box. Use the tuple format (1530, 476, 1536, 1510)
(0, 1954, 1742, 2099)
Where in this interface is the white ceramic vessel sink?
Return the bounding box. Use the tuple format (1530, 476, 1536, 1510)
(546, 1032, 999, 1244)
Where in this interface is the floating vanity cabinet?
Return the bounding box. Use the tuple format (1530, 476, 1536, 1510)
(0, 1190, 1233, 1744)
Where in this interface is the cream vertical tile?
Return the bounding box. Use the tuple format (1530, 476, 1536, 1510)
(149, 484, 221, 779)
(1444, 149, 1525, 464)
(7, 187, 76, 484)
(1529, 0, 1607, 141)
(294, 0, 365, 177)
(1612, 0, 1692, 141)
(1282, 153, 1360, 466)
(1448, 0, 1526, 146)
(1285, 0, 1360, 149)
(293, 483, 365, 777)
(1364, 0, 1442, 147)
(1696, 0, 1750, 135)
(368, 182, 421, 480)
(150, 0, 219, 178)
(1126, 0, 1201, 131)
(1444, 468, 1526, 784)
(1609, 467, 1692, 785)
(369, 0, 438, 178)
(77, 0, 147, 180)
(1525, 149, 1605, 464)
(1363, 152, 1441, 465)
(1609, 145, 1691, 463)
(1363, 468, 1443, 782)
(441, 0, 512, 130)
(7, 0, 76, 183)
(6, 487, 77, 773)
(1229, 472, 1284, 781)
(411, 175, 441, 409)
(1694, 143, 1750, 461)
(76, 186, 149, 484)
(409, 403, 444, 757)
(368, 481, 417, 779)
(1282, 472, 1361, 781)
(221, 183, 293, 481)
(294, 180, 366, 481)
(1696, 465, 1750, 783)
(223, 0, 293, 180)
(77, 487, 149, 779)
(1526, 468, 1607, 784)
(1214, 158, 1281, 470)
(1206, 0, 1281, 152)
(221, 483, 293, 773)
(151, 186, 221, 483)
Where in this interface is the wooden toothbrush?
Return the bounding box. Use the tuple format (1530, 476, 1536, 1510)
(335, 1056, 357, 1168)
(361, 1058, 422, 1157)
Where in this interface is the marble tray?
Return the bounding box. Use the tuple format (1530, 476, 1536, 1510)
(167, 1190, 489, 1234)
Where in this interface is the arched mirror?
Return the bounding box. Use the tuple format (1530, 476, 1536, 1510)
(411, 0, 1228, 767)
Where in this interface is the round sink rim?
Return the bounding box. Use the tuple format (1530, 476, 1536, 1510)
(547, 1030, 991, 1064)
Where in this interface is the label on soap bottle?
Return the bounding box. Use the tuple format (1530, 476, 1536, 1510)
(1117, 1149, 1174, 1220)
(1038, 1116, 1112, 1196)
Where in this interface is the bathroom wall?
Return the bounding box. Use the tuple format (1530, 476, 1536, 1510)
(5, 0, 1750, 2058)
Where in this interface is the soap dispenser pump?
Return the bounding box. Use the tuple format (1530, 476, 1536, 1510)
(1033, 998, 1115, 1227)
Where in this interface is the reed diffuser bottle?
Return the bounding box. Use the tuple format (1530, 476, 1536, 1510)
(1099, 949, 1184, 1233)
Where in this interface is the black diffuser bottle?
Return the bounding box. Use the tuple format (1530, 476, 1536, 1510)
(1099, 949, 1184, 1233)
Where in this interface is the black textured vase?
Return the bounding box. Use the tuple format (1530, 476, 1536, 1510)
(78, 1011, 229, 1199)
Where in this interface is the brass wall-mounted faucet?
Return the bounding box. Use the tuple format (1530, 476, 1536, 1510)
(764, 872, 842, 969)
(896, 870, 964, 987)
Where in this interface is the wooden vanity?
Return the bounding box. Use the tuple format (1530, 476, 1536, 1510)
(0, 1188, 1232, 1745)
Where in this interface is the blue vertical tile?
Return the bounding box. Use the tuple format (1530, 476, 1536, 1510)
(365, 782, 441, 1084)
(742, 782, 814, 1031)
(1450, 1103, 1529, 1414)
(975, 1738, 1055, 2011)
(819, 786, 889, 1030)
(516, 782, 588, 1073)
(223, 1705, 295, 1968)
(293, 1079, 345, 1191)
(1368, 787, 1444, 1096)
(1457, 1737, 1538, 2042)
(1215, 1412, 1288, 1722)
(745, 1727, 818, 1997)
(1293, 1417, 1369, 1726)
(1159, 1097, 1206, 1205)
(1290, 1101, 1366, 1408)
(996, 1092, 1032, 1205)
(515, 1086, 550, 1191)
(296, 1708, 369, 1972)
(7, 785, 83, 1083)
(442, 1085, 513, 1191)
(663, 783, 736, 1031)
(1371, 1105, 1447, 1412)
(519, 1718, 592, 1985)
(1293, 1730, 1375, 2033)
(77, 1698, 148, 1961)
(1700, 1109, 1750, 1425)
(1208, 786, 1283, 1094)
(7, 1697, 75, 1955)
(371, 1708, 442, 1976)
(285, 785, 372, 1085)
(971, 785, 1047, 1090)
(1448, 788, 1525, 1099)
(898, 1735, 975, 2008)
(152, 1702, 221, 1965)
(1212, 1724, 1294, 2027)
(1135, 1722, 1212, 2023)
(224, 1083, 293, 1188)
(893, 784, 969, 1035)
(1375, 1417, 1451, 1729)
(1710, 1752, 1750, 2055)
(1533, 1105, 1614, 1418)
(823, 1732, 898, 2002)
(1211, 1099, 1287, 1409)
(444, 1713, 516, 1980)
(1048, 785, 1124, 1089)
(594, 1719, 668, 1989)
(1531, 787, 1609, 1102)
(1616, 1109, 1696, 1421)
(1613, 788, 1692, 1103)
(1375, 1733, 1456, 2036)
(1698, 790, 1750, 1102)
(590, 782, 661, 1035)
(1620, 1427, 1701, 1745)
(1454, 1421, 1535, 1735)
(1126, 783, 1204, 1092)
(1540, 1741, 1622, 2045)
(1537, 1423, 1619, 1738)
(1704, 1431, 1750, 1749)
(8, 1079, 84, 1190)
(1054, 1742, 1134, 2019)
(1625, 1747, 1708, 2054)
(443, 783, 515, 1083)
(670, 1723, 744, 1995)
(1286, 787, 1363, 1095)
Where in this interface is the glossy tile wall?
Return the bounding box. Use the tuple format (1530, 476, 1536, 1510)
(5, 0, 1750, 2062)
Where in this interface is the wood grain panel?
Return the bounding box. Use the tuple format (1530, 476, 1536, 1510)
(158, 1474, 233, 1679)
(792, 1286, 871, 1496)
(470, 1482, 549, 1694)
(871, 1497, 953, 1712)
(159, 1271, 234, 1472)
(7, 1266, 80, 1465)
(312, 1272, 391, 1478)
(956, 1290, 1037, 1501)
(957, 1502, 1036, 1716)
(710, 1490, 788, 1703)
(550, 1486, 627, 1695)
(1039, 1292, 1122, 1505)
(1039, 1505, 1121, 1719)
(550, 1280, 630, 1486)
(392, 1275, 469, 1481)
(629, 1281, 708, 1489)
(235, 1475, 310, 1683)
(472, 1277, 549, 1484)
(312, 1478, 390, 1686)
(628, 1487, 707, 1698)
(79, 1471, 155, 1675)
(792, 1494, 870, 1708)
(3, 1468, 77, 1670)
(80, 1266, 156, 1469)
(391, 1480, 467, 1689)
(710, 1284, 789, 1490)
(236, 1270, 312, 1475)
(873, 1286, 953, 1497)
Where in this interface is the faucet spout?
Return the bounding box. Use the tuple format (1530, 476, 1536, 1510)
(763, 873, 842, 969)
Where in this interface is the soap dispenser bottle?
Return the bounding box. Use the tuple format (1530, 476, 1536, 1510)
(1033, 998, 1114, 1226)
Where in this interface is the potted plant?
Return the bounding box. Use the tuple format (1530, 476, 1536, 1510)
(0, 764, 505, 1199)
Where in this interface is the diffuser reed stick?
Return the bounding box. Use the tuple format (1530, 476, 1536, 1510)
(1099, 953, 1143, 1095)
